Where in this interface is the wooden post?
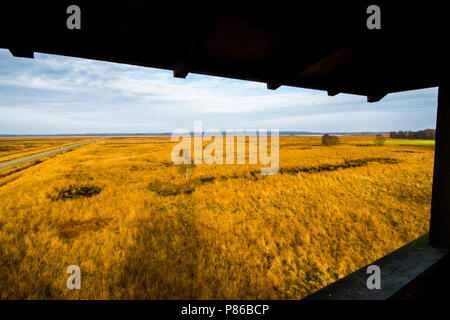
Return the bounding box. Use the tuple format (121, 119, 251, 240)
(430, 85, 450, 248)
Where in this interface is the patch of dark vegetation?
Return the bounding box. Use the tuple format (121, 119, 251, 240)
(212, 172, 261, 182)
(199, 177, 216, 183)
(160, 162, 173, 167)
(146, 170, 269, 196)
(58, 218, 111, 239)
(64, 174, 95, 181)
(55, 185, 102, 200)
(0, 146, 19, 152)
(249, 171, 263, 179)
(280, 158, 400, 174)
(147, 181, 195, 197)
(129, 164, 156, 171)
(147, 175, 219, 197)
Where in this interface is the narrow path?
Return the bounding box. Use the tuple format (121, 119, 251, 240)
(0, 138, 104, 169)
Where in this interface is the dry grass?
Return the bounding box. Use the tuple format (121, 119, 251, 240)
(0, 136, 90, 164)
(0, 135, 433, 299)
(58, 218, 111, 239)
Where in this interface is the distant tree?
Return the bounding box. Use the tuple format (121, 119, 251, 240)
(374, 134, 386, 146)
(322, 134, 339, 146)
(389, 129, 435, 140)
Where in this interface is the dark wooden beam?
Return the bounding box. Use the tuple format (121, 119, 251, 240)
(267, 81, 282, 90)
(262, 23, 332, 89)
(367, 92, 387, 103)
(430, 84, 450, 248)
(8, 47, 34, 58)
(327, 89, 340, 96)
(173, 14, 223, 79)
(173, 43, 195, 78)
(173, 30, 204, 78)
(299, 48, 353, 78)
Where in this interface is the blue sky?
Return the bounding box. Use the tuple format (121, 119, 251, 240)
(0, 48, 438, 135)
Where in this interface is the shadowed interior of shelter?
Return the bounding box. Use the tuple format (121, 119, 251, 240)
(1, 1, 449, 299)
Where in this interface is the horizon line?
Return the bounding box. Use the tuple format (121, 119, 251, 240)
(0, 130, 435, 137)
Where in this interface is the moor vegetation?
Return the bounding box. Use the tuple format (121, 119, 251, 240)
(0, 135, 434, 299)
(0, 137, 90, 164)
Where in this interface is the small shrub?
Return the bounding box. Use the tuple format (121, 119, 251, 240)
(374, 134, 386, 146)
(179, 163, 195, 179)
(199, 177, 215, 183)
(280, 157, 400, 174)
(322, 134, 340, 146)
(56, 185, 102, 200)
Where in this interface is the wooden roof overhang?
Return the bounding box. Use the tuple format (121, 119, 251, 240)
(1, 2, 448, 102)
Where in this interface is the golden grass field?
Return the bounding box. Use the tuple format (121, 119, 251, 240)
(0, 135, 434, 299)
(0, 136, 90, 163)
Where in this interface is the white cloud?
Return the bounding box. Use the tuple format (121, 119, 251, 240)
(0, 49, 439, 134)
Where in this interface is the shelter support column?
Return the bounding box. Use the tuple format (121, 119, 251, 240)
(430, 84, 450, 248)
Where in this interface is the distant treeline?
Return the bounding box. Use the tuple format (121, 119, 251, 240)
(389, 129, 435, 140)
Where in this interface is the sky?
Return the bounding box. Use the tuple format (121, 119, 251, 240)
(0, 48, 438, 135)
